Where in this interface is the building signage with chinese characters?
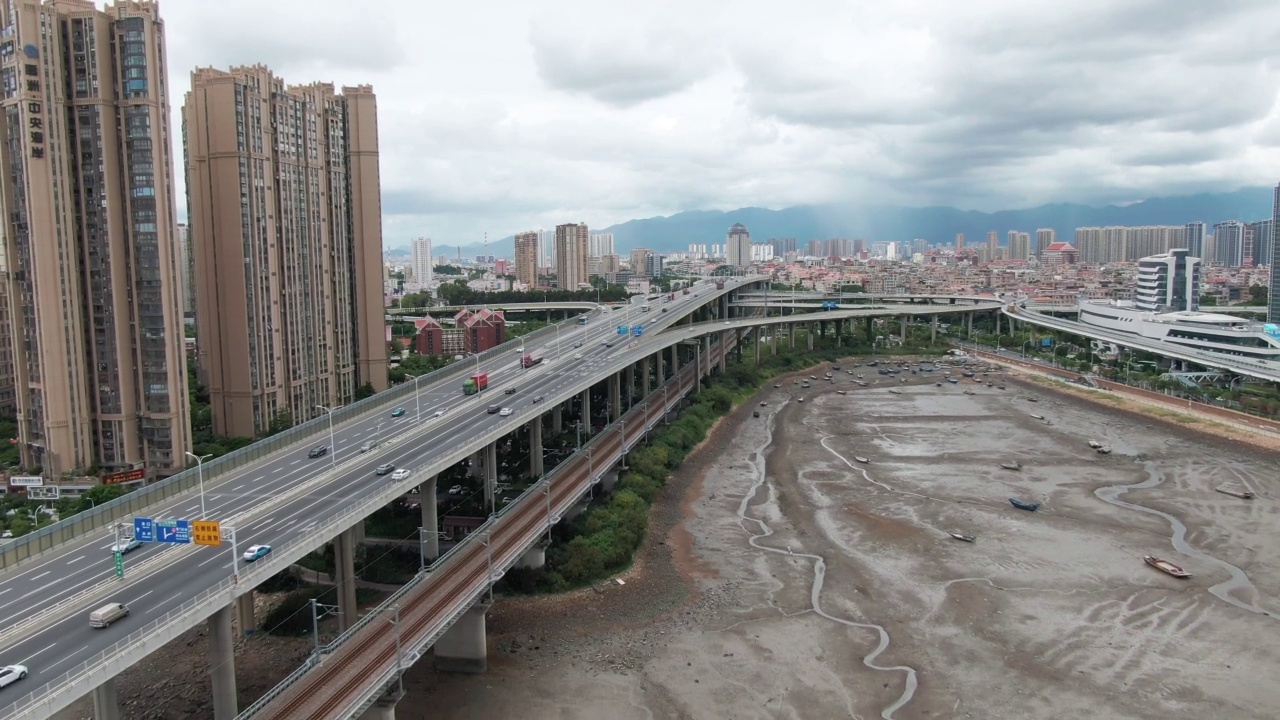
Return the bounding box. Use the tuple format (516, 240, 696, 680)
(8, 476, 42, 487)
(102, 468, 146, 485)
(192, 520, 221, 547)
(23, 44, 43, 160)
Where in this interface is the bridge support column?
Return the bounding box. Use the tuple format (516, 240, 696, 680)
(703, 336, 712, 375)
(771, 327, 778, 355)
(719, 332, 728, 372)
(518, 540, 548, 569)
(236, 591, 256, 636)
(423, 475, 439, 561)
(609, 374, 621, 422)
(92, 679, 122, 720)
(358, 691, 403, 720)
(552, 404, 562, 433)
(209, 604, 238, 720)
(580, 389, 591, 429)
(670, 344, 680, 373)
(865, 317, 874, 344)
(995, 310, 1001, 335)
(434, 598, 492, 673)
(807, 324, 814, 350)
(656, 350, 666, 385)
(967, 312, 974, 337)
(900, 315, 908, 343)
(468, 450, 482, 479)
(529, 420, 544, 479)
(484, 442, 498, 508)
(641, 357, 651, 395)
(334, 527, 359, 631)
(789, 323, 796, 349)
(931, 314, 938, 345)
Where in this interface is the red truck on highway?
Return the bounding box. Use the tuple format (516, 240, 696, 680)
(463, 372, 489, 395)
(521, 352, 544, 369)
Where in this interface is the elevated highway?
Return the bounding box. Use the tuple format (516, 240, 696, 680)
(0, 279, 1000, 720)
(1007, 305, 1280, 383)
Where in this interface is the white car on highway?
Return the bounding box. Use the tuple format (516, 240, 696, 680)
(390, 469, 411, 481)
(0, 664, 28, 688)
(110, 538, 142, 554)
(499, 408, 513, 416)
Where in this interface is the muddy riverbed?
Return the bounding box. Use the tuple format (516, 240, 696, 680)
(402, 360, 1279, 720)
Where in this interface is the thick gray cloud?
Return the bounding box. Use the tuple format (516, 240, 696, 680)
(158, 0, 1280, 248)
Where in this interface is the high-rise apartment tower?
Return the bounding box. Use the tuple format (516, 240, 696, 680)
(727, 223, 752, 268)
(411, 238, 433, 286)
(555, 223, 589, 289)
(0, 0, 190, 476)
(514, 231, 539, 288)
(184, 66, 387, 438)
(1271, 183, 1280, 323)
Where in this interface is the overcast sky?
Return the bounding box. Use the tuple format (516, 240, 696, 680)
(164, 0, 1280, 249)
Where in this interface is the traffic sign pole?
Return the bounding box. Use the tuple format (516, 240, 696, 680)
(113, 523, 124, 579)
(229, 526, 239, 582)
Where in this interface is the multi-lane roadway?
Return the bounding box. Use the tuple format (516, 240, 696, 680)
(0, 278, 735, 715)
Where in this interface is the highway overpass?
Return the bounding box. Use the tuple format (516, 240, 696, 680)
(0, 279, 999, 720)
(1006, 305, 1280, 383)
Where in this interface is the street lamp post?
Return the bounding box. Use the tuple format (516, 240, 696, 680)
(183, 451, 211, 519)
(315, 405, 339, 468)
(406, 374, 423, 422)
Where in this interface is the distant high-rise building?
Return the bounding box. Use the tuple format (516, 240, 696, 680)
(514, 231, 539, 287)
(630, 247, 656, 277)
(1211, 221, 1245, 267)
(0, 0, 190, 476)
(1248, 219, 1273, 267)
(555, 223, 589, 289)
(770, 237, 798, 256)
(599, 254, 621, 275)
(1074, 227, 1104, 264)
(1184, 222, 1206, 259)
(178, 223, 196, 315)
(955, 233, 965, 251)
(411, 238, 433, 286)
(986, 231, 998, 253)
(589, 233, 614, 257)
(1135, 249, 1200, 312)
(727, 224, 752, 268)
(1270, 183, 1280, 323)
(1008, 231, 1031, 260)
(1034, 228, 1056, 257)
(185, 66, 387, 438)
(805, 239, 825, 257)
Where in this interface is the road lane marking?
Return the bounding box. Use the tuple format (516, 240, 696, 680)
(64, 555, 84, 565)
(125, 590, 154, 606)
(148, 592, 183, 613)
(29, 571, 49, 581)
(20, 641, 56, 665)
(47, 645, 87, 673)
(197, 552, 226, 567)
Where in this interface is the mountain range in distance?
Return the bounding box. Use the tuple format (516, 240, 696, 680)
(403, 186, 1275, 260)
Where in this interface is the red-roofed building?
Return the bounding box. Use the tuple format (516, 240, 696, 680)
(1041, 242, 1079, 267)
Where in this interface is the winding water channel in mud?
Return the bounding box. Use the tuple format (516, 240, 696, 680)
(737, 397, 920, 720)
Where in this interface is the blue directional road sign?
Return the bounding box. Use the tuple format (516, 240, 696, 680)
(617, 325, 628, 335)
(133, 517, 155, 543)
(632, 325, 643, 336)
(156, 519, 191, 544)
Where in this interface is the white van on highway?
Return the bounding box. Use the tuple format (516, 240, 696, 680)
(89, 602, 129, 628)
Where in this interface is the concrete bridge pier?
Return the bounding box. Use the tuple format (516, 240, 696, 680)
(967, 312, 974, 336)
(483, 442, 498, 509)
(807, 324, 814, 350)
(551, 403, 562, 433)
(670, 344, 680, 373)
(209, 604, 238, 720)
(789, 323, 796, 349)
(656, 350, 666, 385)
(624, 365, 635, 409)
(358, 690, 403, 720)
(334, 527, 360, 631)
(641, 356, 651, 395)
(719, 332, 728, 372)
(580, 388, 591, 429)
(703, 336, 712, 375)
(236, 591, 256, 636)
(434, 598, 493, 673)
(529, 421, 544, 479)
(900, 315, 908, 343)
(931, 314, 938, 344)
(608, 374, 621, 422)
(422, 475, 439, 561)
(518, 539, 548, 569)
(92, 679, 122, 720)
(772, 327, 778, 355)
(865, 317, 874, 343)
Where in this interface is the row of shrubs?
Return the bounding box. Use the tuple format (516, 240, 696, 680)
(500, 332, 941, 594)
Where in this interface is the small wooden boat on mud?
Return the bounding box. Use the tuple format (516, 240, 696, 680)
(837, 390, 847, 395)
(1215, 487, 1255, 500)
(889, 388, 902, 394)
(1087, 440, 1103, 449)
(1096, 446, 1112, 455)
(854, 456, 870, 464)
(1030, 413, 1045, 420)
(1000, 461, 1022, 471)
(963, 389, 975, 395)
(1144, 555, 1191, 578)
(948, 532, 976, 543)
(947, 377, 959, 384)
(1009, 497, 1040, 512)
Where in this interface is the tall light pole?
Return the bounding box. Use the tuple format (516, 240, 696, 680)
(406, 374, 423, 422)
(316, 405, 339, 468)
(183, 451, 211, 519)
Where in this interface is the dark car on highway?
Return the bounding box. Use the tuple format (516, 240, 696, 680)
(308, 445, 329, 458)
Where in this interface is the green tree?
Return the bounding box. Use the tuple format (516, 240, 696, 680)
(267, 409, 294, 436)
(354, 382, 376, 401)
(434, 264, 463, 275)
(1246, 285, 1268, 307)
(1199, 294, 1217, 307)
(74, 483, 129, 514)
